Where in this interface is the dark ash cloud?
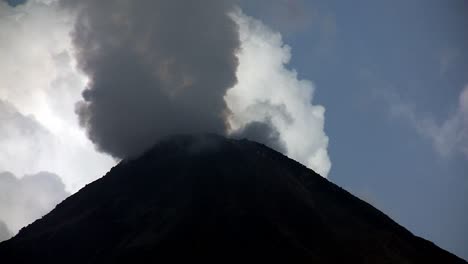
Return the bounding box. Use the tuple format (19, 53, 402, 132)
(62, 0, 240, 159)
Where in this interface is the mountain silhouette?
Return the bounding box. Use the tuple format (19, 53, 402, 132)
(0, 134, 465, 263)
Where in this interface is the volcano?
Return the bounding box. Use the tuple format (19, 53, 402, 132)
(0, 134, 465, 263)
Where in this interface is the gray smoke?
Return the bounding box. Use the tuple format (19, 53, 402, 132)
(231, 120, 286, 153)
(61, 0, 240, 159)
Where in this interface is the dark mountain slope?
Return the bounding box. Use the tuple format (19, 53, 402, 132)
(0, 134, 465, 263)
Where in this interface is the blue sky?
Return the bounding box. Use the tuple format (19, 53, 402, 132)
(243, 0, 468, 259)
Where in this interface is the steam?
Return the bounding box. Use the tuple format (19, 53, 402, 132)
(226, 11, 331, 176)
(231, 120, 287, 153)
(0, 1, 333, 238)
(63, 1, 331, 176)
(0, 0, 331, 200)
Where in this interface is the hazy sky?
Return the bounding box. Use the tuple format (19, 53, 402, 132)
(0, 0, 467, 260)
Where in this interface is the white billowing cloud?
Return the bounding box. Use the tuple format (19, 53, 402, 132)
(226, 10, 331, 177)
(387, 85, 468, 159)
(0, 171, 69, 241)
(0, 0, 116, 192)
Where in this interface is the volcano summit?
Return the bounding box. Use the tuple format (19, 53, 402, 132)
(0, 135, 465, 263)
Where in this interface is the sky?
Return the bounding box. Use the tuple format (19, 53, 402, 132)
(241, 0, 468, 259)
(0, 0, 467, 260)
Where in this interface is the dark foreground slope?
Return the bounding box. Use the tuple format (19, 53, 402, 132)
(0, 135, 465, 263)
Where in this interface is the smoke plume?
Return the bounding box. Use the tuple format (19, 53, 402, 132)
(63, 1, 331, 176)
(226, 11, 331, 176)
(62, 0, 240, 159)
(231, 120, 287, 153)
(0, 0, 333, 239)
(1, 0, 331, 195)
